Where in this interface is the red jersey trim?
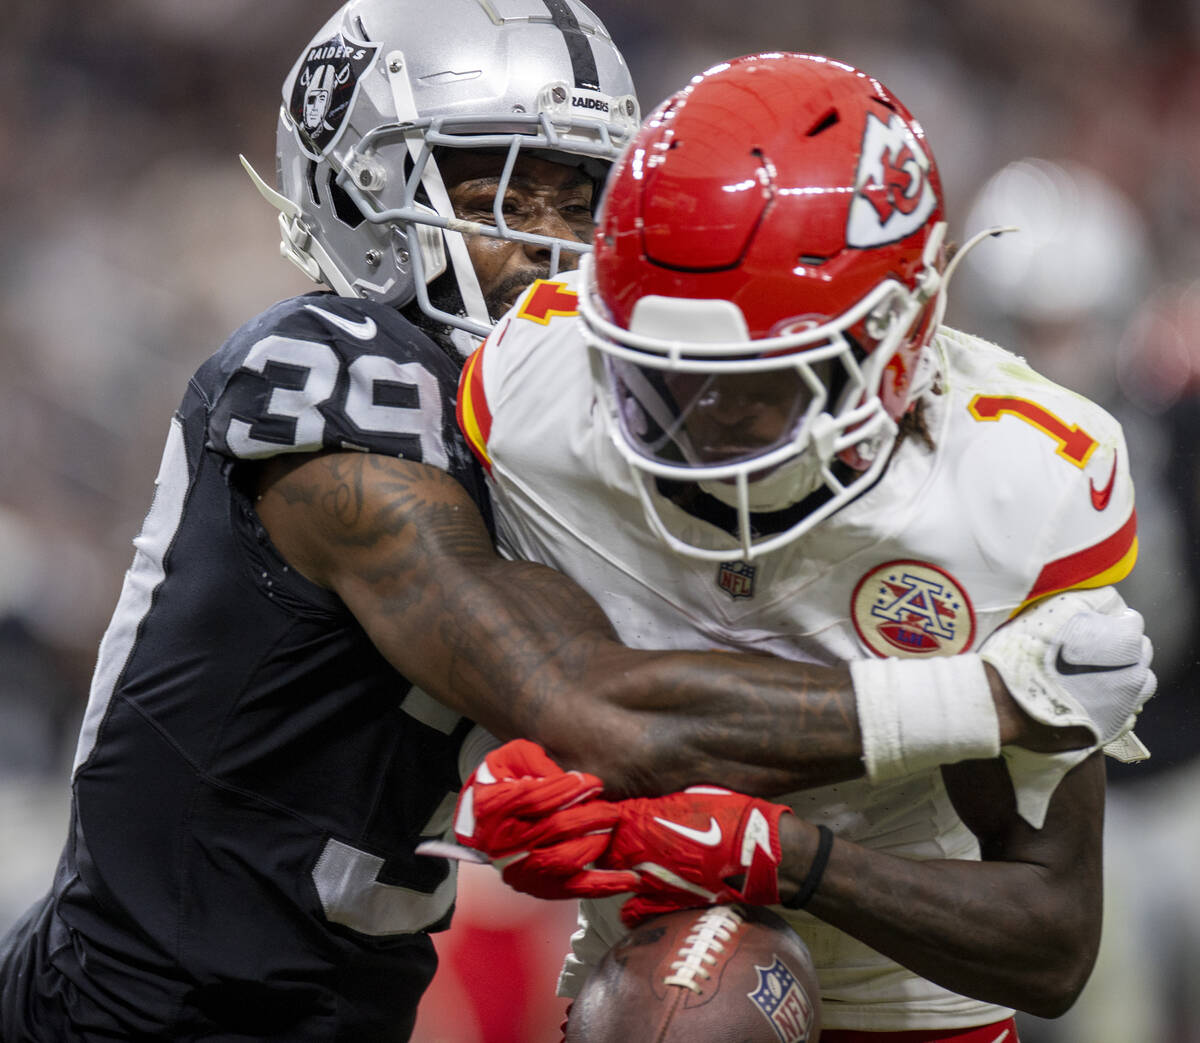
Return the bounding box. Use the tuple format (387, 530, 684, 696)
(456, 342, 493, 475)
(1018, 508, 1138, 612)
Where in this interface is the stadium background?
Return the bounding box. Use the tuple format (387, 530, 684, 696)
(2, 1, 1199, 1039)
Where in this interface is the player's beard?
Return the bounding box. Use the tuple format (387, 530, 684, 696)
(410, 258, 582, 362)
(406, 267, 507, 362)
(424, 263, 559, 325)
(482, 268, 554, 320)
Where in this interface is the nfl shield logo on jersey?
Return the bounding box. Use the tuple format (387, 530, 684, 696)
(717, 560, 756, 599)
(851, 560, 975, 658)
(748, 957, 814, 1042)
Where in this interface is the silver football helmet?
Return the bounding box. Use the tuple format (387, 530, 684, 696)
(243, 0, 639, 338)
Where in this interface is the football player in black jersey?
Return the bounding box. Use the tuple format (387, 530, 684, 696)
(0, 5, 1155, 1042)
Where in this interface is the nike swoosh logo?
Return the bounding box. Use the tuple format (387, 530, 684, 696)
(653, 816, 723, 846)
(1055, 648, 1137, 676)
(1089, 452, 1118, 511)
(304, 304, 378, 341)
(740, 807, 773, 868)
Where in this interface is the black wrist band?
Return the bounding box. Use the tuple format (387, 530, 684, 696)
(783, 824, 834, 910)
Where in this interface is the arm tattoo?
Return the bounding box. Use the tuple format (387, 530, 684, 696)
(320, 453, 369, 530)
(259, 451, 866, 795)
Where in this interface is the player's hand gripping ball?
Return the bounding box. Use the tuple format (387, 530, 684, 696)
(564, 904, 821, 1043)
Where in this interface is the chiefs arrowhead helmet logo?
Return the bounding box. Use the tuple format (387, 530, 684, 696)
(846, 112, 938, 248)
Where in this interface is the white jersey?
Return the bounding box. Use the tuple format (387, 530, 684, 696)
(457, 271, 1139, 1032)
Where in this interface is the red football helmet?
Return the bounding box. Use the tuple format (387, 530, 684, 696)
(580, 52, 950, 560)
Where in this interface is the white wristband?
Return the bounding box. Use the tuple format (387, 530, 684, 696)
(850, 654, 1000, 783)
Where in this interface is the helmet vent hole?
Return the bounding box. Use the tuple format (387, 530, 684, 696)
(326, 171, 366, 228)
(306, 160, 321, 207)
(806, 109, 840, 136)
(799, 254, 828, 266)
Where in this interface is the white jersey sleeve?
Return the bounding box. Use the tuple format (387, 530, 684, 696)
(932, 326, 1137, 612)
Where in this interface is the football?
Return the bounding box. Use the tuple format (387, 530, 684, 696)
(564, 904, 821, 1043)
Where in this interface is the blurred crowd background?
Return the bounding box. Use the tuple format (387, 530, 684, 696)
(2, 1, 1199, 1040)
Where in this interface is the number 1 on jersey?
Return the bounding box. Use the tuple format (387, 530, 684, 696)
(968, 394, 1097, 467)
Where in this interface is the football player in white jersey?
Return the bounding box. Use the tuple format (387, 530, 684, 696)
(453, 53, 1156, 1040)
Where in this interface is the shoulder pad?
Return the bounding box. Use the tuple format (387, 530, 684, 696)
(199, 294, 471, 476)
(938, 329, 1138, 607)
(457, 271, 586, 474)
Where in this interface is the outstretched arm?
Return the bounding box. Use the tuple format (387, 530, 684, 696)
(253, 451, 1124, 797)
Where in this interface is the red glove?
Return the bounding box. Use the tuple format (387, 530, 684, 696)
(596, 786, 793, 926)
(453, 742, 792, 915)
(453, 739, 635, 900)
(455, 740, 604, 853)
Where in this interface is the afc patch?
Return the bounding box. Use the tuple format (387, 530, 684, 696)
(289, 33, 379, 158)
(851, 560, 975, 658)
(717, 560, 756, 599)
(748, 956, 814, 1043)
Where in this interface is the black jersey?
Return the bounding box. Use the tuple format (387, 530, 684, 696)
(0, 295, 490, 1042)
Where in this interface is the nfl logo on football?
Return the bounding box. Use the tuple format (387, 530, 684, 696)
(748, 956, 814, 1042)
(717, 560, 756, 599)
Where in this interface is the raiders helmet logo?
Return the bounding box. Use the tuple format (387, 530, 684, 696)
(845, 112, 938, 248)
(289, 34, 379, 158)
